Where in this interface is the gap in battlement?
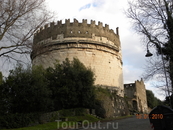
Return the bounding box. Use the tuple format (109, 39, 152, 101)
(61, 19, 66, 24)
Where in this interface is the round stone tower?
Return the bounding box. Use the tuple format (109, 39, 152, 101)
(31, 19, 124, 97)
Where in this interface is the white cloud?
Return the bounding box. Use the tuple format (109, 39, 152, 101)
(79, 4, 91, 11)
(123, 64, 144, 83)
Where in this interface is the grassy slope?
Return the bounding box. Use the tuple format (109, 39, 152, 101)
(2, 115, 133, 130)
(2, 115, 100, 130)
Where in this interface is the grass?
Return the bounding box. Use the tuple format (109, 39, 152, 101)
(1, 115, 133, 130)
(101, 115, 133, 122)
(1, 121, 58, 130)
(1, 115, 100, 130)
(67, 114, 99, 122)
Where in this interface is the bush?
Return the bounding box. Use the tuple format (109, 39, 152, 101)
(58, 108, 88, 117)
(0, 58, 96, 128)
(0, 113, 38, 129)
(94, 100, 106, 118)
(0, 65, 53, 114)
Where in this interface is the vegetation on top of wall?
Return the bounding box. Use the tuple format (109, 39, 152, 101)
(95, 87, 110, 96)
(58, 108, 88, 117)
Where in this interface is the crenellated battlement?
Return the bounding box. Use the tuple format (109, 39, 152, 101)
(36, 19, 111, 32)
(34, 19, 120, 47)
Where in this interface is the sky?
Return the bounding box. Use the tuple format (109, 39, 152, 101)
(44, 0, 167, 100)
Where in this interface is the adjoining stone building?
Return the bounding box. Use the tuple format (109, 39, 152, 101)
(124, 79, 148, 113)
(31, 19, 124, 97)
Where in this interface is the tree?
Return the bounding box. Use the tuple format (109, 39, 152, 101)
(0, 72, 2, 85)
(146, 90, 162, 108)
(0, 0, 53, 63)
(0, 59, 95, 128)
(126, 0, 173, 94)
(0, 64, 52, 114)
(46, 58, 96, 110)
(164, 94, 173, 106)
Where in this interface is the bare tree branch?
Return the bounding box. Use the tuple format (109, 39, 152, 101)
(126, 0, 173, 91)
(0, 0, 54, 66)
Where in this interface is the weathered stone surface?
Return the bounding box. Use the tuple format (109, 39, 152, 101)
(95, 89, 129, 118)
(124, 79, 148, 113)
(31, 19, 124, 96)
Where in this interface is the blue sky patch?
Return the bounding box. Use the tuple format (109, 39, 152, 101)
(92, 2, 99, 7)
(79, 3, 91, 11)
(79, 1, 103, 11)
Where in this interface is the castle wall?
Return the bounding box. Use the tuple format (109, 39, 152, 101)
(31, 19, 124, 97)
(124, 83, 136, 98)
(33, 19, 120, 46)
(96, 92, 129, 118)
(135, 79, 148, 113)
(124, 79, 148, 113)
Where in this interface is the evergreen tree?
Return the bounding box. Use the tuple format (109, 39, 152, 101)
(146, 90, 162, 108)
(46, 58, 96, 110)
(0, 64, 52, 114)
(0, 72, 2, 85)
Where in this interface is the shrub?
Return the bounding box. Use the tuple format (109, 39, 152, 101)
(0, 113, 38, 129)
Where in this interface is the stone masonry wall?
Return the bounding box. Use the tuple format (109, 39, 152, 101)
(96, 88, 129, 118)
(31, 19, 124, 96)
(124, 79, 148, 113)
(135, 79, 148, 113)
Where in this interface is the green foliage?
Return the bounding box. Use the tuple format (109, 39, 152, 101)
(46, 58, 96, 110)
(1, 115, 100, 130)
(171, 94, 173, 108)
(0, 64, 53, 128)
(146, 90, 162, 108)
(157, 98, 163, 106)
(146, 90, 155, 108)
(59, 108, 88, 117)
(0, 72, 2, 85)
(95, 86, 114, 98)
(94, 99, 106, 118)
(0, 72, 5, 116)
(66, 114, 99, 122)
(0, 65, 52, 114)
(0, 113, 38, 129)
(73, 108, 87, 116)
(164, 94, 173, 108)
(58, 109, 75, 117)
(94, 87, 113, 118)
(0, 58, 96, 128)
(30, 66, 53, 112)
